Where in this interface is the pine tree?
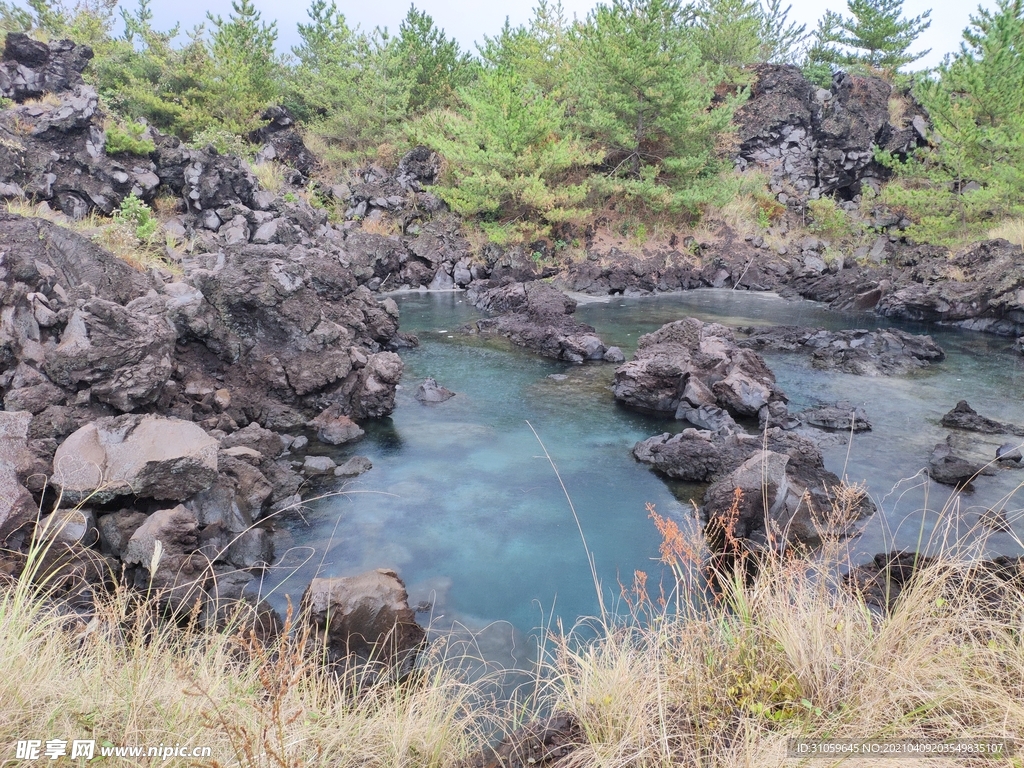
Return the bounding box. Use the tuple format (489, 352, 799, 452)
(288, 0, 358, 122)
(883, 0, 1024, 242)
(477, 1, 574, 99)
(394, 4, 474, 114)
(572, 0, 736, 211)
(419, 66, 598, 224)
(206, 0, 281, 133)
(808, 0, 931, 75)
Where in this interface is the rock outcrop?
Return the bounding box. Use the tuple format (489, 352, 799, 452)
(467, 281, 611, 362)
(415, 377, 455, 404)
(634, 427, 874, 550)
(737, 325, 945, 375)
(614, 318, 787, 430)
(927, 436, 993, 487)
(52, 415, 218, 503)
(735, 65, 928, 204)
(941, 400, 1024, 436)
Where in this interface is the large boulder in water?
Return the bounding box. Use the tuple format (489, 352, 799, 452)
(468, 281, 609, 363)
(614, 318, 786, 428)
(940, 400, 1024, 436)
(635, 427, 875, 551)
(52, 414, 219, 503)
(300, 569, 425, 673)
(702, 449, 865, 550)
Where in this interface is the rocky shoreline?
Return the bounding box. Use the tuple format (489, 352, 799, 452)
(3, 32, 1024, 673)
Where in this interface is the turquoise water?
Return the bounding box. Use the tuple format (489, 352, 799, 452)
(263, 289, 1024, 660)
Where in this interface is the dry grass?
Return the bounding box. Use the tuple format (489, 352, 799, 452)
(887, 94, 912, 129)
(5, 472, 1024, 767)
(1, 540, 499, 767)
(22, 93, 63, 108)
(360, 214, 402, 237)
(545, 507, 1024, 767)
(5, 199, 183, 274)
(251, 161, 286, 194)
(988, 218, 1024, 248)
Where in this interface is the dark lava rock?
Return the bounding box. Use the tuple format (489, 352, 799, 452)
(927, 436, 993, 487)
(735, 65, 927, 203)
(335, 455, 372, 477)
(614, 317, 787, 426)
(941, 400, 1024, 436)
(467, 281, 610, 363)
(459, 713, 580, 768)
(634, 427, 825, 483)
(997, 442, 1023, 464)
(874, 239, 1024, 335)
(0, 33, 93, 102)
(249, 105, 319, 177)
(846, 551, 1024, 612)
(702, 448, 872, 551)
(737, 325, 944, 375)
(636, 426, 875, 551)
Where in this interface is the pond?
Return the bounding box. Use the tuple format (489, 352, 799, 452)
(262, 289, 1024, 665)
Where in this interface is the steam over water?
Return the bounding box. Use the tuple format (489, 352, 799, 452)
(263, 289, 1024, 662)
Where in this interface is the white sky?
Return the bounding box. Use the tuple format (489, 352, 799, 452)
(136, 0, 985, 70)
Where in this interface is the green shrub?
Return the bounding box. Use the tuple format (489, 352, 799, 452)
(188, 126, 253, 159)
(807, 196, 856, 239)
(104, 121, 156, 156)
(114, 194, 159, 241)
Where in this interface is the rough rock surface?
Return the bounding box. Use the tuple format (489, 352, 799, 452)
(634, 426, 874, 551)
(927, 436, 993, 487)
(702, 449, 867, 550)
(634, 426, 826, 483)
(797, 404, 871, 432)
(873, 240, 1024, 334)
(249, 106, 319, 177)
(0, 411, 38, 541)
(0, 36, 163, 216)
(460, 713, 580, 768)
(735, 65, 927, 203)
(52, 414, 219, 503)
(415, 377, 455, 404)
(467, 281, 611, 362)
(941, 400, 1024, 436)
(792, 239, 1024, 336)
(300, 569, 425, 673)
(847, 551, 1024, 612)
(614, 318, 787, 428)
(737, 325, 945, 375)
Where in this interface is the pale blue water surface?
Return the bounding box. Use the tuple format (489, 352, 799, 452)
(263, 289, 1024, 663)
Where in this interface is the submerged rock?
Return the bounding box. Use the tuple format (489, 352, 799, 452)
(927, 436, 993, 487)
(941, 400, 1024, 436)
(797, 404, 872, 432)
(737, 325, 944, 376)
